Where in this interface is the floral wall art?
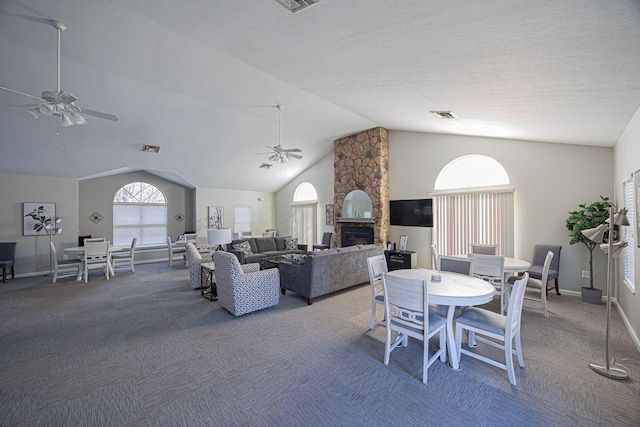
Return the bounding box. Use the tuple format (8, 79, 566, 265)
(23, 203, 55, 236)
(208, 206, 224, 229)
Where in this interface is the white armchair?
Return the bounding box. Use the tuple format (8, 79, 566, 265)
(212, 251, 280, 316)
(185, 242, 213, 289)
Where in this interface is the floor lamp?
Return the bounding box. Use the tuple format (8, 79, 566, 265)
(581, 207, 630, 380)
(45, 217, 63, 275)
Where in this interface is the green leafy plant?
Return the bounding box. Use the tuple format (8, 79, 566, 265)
(565, 196, 615, 289)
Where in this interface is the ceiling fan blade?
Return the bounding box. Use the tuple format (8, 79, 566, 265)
(0, 87, 46, 102)
(281, 148, 302, 152)
(254, 152, 273, 155)
(78, 107, 119, 122)
(6, 103, 40, 108)
(288, 153, 303, 159)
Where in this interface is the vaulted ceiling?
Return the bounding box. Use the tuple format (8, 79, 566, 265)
(1, 1, 639, 191)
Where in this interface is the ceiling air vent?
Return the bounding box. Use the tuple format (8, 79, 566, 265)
(431, 111, 457, 119)
(274, 0, 319, 13)
(142, 144, 160, 153)
(259, 163, 272, 169)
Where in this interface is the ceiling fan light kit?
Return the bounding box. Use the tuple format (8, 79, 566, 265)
(0, 19, 118, 128)
(275, 0, 319, 14)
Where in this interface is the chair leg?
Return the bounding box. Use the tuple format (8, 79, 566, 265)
(10, 266, 15, 279)
(555, 278, 560, 295)
(370, 299, 376, 330)
(2, 267, 6, 283)
(505, 338, 516, 386)
(439, 328, 447, 363)
(514, 331, 525, 368)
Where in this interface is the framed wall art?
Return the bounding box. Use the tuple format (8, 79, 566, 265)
(399, 234, 408, 252)
(208, 206, 224, 229)
(23, 203, 55, 236)
(326, 204, 334, 226)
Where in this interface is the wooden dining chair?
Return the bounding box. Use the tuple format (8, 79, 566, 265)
(366, 254, 388, 329)
(111, 237, 137, 273)
(509, 251, 553, 318)
(431, 244, 439, 270)
(49, 242, 82, 283)
(381, 272, 447, 384)
(439, 256, 473, 276)
(454, 273, 529, 386)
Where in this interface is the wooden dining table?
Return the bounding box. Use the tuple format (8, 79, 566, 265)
(387, 268, 496, 371)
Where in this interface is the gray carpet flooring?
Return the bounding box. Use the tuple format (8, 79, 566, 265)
(1, 262, 639, 426)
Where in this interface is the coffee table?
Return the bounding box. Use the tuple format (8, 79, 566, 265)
(261, 255, 292, 269)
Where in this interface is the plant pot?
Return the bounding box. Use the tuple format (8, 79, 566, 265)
(581, 287, 603, 304)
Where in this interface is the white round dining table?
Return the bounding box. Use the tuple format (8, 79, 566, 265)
(387, 268, 495, 371)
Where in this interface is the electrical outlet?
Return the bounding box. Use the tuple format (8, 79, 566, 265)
(582, 270, 590, 279)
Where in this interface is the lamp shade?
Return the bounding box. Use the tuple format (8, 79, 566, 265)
(582, 223, 607, 243)
(207, 228, 232, 246)
(600, 240, 628, 258)
(613, 208, 630, 226)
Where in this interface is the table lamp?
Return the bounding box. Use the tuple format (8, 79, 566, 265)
(207, 228, 232, 251)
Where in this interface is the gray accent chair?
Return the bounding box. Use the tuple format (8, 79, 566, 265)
(212, 251, 280, 316)
(0, 242, 16, 283)
(312, 232, 333, 250)
(526, 244, 562, 295)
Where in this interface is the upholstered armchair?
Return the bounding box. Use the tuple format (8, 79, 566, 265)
(185, 242, 213, 289)
(212, 251, 280, 316)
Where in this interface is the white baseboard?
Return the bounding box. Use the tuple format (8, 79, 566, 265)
(613, 297, 640, 353)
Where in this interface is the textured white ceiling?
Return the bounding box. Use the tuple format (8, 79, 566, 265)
(0, 0, 638, 191)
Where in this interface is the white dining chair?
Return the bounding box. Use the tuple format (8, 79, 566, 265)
(84, 241, 110, 282)
(509, 251, 553, 318)
(366, 254, 388, 329)
(49, 242, 82, 283)
(167, 236, 186, 267)
(469, 253, 506, 314)
(469, 244, 498, 255)
(439, 256, 473, 276)
(454, 273, 529, 386)
(381, 272, 447, 384)
(431, 243, 439, 270)
(84, 237, 106, 244)
(111, 237, 137, 273)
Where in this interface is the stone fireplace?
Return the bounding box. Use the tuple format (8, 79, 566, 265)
(334, 127, 389, 247)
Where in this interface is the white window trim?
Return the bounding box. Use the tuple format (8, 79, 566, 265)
(622, 174, 635, 294)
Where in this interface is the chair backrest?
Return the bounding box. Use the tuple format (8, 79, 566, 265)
(532, 245, 561, 271)
(84, 237, 105, 244)
(78, 235, 91, 246)
(506, 273, 529, 336)
(539, 251, 554, 284)
(212, 251, 245, 284)
(321, 232, 333, 246)
(232, 232, 239, 240)
(166, 236, 173, 249)
(382, 273, 428, 331)
(195, 236, 209, 248)
(262, 231, 275, 237)
(130, 237, 137, 252)
(84, 241, 109, 261)
(439, 256, 473, 276)
(469, 253, 505, 284)
(431, 244, 439, 269)
(470, 244, 498, 255)
(367, 254, 388, 297)
(0, 242, 17, 261)
(184, 233, 197, 243)
(242, 231, 252, 237)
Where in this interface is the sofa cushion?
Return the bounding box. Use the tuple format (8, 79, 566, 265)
(255, 237, 277, 253)
(232, 241, 253, 255)
(284, 236, 299, 250)
(274, 237, 286, 251)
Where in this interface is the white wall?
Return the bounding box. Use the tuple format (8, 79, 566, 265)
(388, 131, 613, 295)
(275, 153, 335, 244)
(613, 105, 640, 347)
(194, 187, 274, 237)
(0, 173, 79, 275)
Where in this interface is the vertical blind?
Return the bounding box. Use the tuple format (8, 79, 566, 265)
(622, 177, 635, 292)
(234, 206, 252, 235)
(292, 203, 317, 245)
(433, 190, 514, 257)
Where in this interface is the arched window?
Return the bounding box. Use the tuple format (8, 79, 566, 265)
(432, 155, 514, 258)
(292, 182, 318, 245)
(113, 182, 167, 246)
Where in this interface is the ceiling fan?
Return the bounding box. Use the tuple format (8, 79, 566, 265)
(255, 105, 302, 164)
(0, 20, 118, 127)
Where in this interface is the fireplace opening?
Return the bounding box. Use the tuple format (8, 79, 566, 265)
(341, 226, 374, 247)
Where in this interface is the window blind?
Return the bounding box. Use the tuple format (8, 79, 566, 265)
(623, 177, 635, 292)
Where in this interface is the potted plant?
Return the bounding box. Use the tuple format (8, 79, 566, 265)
(565, 196, 615, 304)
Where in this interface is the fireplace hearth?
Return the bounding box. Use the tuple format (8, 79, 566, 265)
(341, 226, 374, 247)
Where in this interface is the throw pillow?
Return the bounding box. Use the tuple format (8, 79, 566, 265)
(232, 241, 253, 255)
(284, 236, 298, 250)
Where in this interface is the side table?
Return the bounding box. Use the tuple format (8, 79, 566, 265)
(200, 262, 217, 301)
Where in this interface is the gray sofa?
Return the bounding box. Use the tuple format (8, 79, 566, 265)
(279, 244, 384, 305)
(227, 236, 307, 264)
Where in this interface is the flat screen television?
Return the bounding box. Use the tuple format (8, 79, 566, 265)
(389, 199, 433, 227)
